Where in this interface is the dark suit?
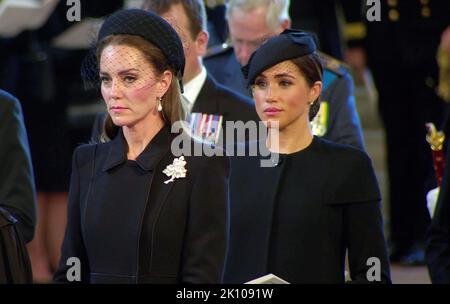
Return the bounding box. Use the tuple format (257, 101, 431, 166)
(0, 90, 36, 243)
(204, 48, 365, 150)
(192, 74, 258, 123)
(226, 138, 390, 283)
(54, 126, 229, 283)
(426, 146, 450, 283)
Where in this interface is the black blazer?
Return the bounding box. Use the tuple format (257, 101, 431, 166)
(54, 126, 230, 283)
(0, 90, 36, 243)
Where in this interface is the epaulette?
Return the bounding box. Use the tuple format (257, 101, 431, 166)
(318, 51, 350, 77)
(205, 42, 233, 59)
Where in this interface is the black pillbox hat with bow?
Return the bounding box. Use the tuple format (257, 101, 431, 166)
(98, 8, 185, 91)
(242, 29, 318, 88)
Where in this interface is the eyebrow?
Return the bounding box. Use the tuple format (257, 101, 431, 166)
(274, 73, 295, 79)
(99, 68, 139, 75)
(258, 72, 295, 79)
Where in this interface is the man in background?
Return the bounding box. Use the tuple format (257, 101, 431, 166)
(0, 89, 36, 244)
(0, 89, 36, 283)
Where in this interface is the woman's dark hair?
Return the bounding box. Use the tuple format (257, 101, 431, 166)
(291, 52, 324, 121)
(96, 34, 185, 141)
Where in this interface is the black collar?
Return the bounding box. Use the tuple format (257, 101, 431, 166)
(102, 125, 172, 172)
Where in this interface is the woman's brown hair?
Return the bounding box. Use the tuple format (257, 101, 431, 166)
(291, 52, 324, 121)
(96, 34, 185, 141)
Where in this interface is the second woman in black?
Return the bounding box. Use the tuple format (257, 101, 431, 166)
(225, 29, 390, 284)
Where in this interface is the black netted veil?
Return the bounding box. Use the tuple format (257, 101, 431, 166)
(81, 8, 185, 92)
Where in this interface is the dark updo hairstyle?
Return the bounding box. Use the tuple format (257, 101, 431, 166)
(290, 52, 323, 121)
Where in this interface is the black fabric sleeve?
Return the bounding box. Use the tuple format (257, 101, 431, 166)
(53, 147, 91, 283)
(343, 153, 391, 283)
(181, 155, 230, 283)
(345, 200, 391, 283)
(0, 94, 36, 243)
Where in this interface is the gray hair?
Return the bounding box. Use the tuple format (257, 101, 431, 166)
(226, 0, 291, 31)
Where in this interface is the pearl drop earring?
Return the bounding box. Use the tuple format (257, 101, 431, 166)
(157, 97, 163, 112)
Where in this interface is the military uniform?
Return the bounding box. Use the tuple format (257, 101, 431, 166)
(344, 0, 450, 262)
(204, 45, 365, 150)
(290, 0, 344, 59)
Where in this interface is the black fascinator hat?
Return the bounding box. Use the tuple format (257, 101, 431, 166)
(82, 9, 185, 92)
(242, 29, 318, 88)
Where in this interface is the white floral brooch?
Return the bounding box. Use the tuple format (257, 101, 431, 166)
(163, 156, 187, 184)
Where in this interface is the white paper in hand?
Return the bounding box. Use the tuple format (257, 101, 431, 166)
(245, 273, 289, 284)
(427, 187, 440, 218)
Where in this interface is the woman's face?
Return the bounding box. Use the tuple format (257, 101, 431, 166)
(252, 60, 321, 131)
(99, 44, 170, 128)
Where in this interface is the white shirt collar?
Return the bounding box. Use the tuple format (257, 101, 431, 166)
(183, 66, 207, 111)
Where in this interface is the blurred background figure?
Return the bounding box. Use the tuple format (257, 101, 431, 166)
(0, 89, 36, 245)
(0, 89, 36, 283)
(343, 0, 450, 265)
(426, 23, 450, 283)
(426, 139, 450, 283)
(0, 0, 124, 282)
(289, 0, 344, 60)
(205, 0, 228, 47)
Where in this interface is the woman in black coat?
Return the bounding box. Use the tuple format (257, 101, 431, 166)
(53, 9, 229, 283)
(225, 29, 390, 284)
